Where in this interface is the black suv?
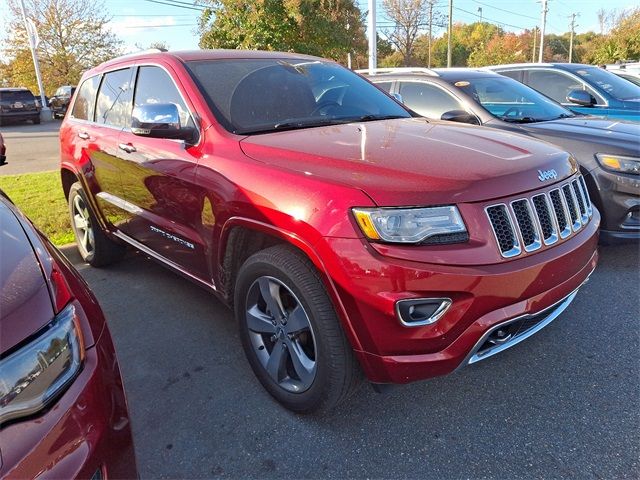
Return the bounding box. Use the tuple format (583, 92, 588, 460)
(0, 88, 41, 125)
(50, 86, 76, 119)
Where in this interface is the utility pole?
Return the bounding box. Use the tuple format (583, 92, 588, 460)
(19, 0, 50, 121)
(478, 7, 483, 22)
(447, 0, 453, 67)
(368, 0, 376, 72)
(538, 0, 548, 63)
(568, 13, 579, 63)
(532, 26, 538, 62)
(427, 0, 435, 68)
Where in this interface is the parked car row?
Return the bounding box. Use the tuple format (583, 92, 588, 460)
(361, 66, 640, 242)
(0, 85, 76, 125)
(1, 51, 637, 477)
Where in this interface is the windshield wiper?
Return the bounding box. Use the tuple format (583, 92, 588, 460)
(500, 116, 540, 124)
(350, 114, 409, 122)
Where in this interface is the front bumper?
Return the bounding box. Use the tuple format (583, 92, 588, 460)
(584, 166, 640, 240)
(0, 326, 138, 479)
(317, 209, 599, 384)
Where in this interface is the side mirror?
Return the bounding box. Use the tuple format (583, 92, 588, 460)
(131, 103, 195, 142)
(440, 110, 480, 125)
(392, 92, 404, 103)
(566, 89, 596, 106)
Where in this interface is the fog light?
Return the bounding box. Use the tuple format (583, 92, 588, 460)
(395, 298, 451, 327)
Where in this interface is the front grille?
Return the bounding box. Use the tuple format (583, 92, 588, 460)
(486, 174, 591, 258)
(486, 205, 520, 256)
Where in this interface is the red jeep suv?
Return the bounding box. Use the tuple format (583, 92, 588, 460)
(60, 50, 599, 413)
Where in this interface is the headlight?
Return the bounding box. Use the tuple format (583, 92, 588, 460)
(0, 303, 84, 425)
(352, 206, 467, 243)
(596, 154, 640, 175)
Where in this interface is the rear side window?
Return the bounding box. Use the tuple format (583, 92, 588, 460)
(375, 82, 392, 92)
(71, 76, 100, 121)
(134, 66, 194, 128)
(95, 68, 133, 127)
(499, 70, 522, 82)
(398, 82, 464, 119)
(526, 70, 582, 103)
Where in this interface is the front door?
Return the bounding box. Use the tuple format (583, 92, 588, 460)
(115, 64, 210, 283)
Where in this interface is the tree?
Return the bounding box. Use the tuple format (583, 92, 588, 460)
(198, 0, 366, 62)
(1, 0, 122, 95)
(382, 0, 433, 66)
(468, 33, 527, 66)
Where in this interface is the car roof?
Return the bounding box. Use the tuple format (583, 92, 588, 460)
(366, 68, 499, 82)
(487, 63, 598, 71)
(92, 49, 326, 73)
(0, 87, 33, 92)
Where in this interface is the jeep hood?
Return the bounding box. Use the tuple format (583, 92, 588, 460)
(239, 118, 576, 206)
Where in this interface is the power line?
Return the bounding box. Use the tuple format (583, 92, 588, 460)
(121, 23, 198, 28)
(470, 0, 539, 21)
(141, 0, 205, 11)
(452, 6, 531, 30)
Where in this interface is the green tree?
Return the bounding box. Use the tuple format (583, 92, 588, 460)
(198, 0, 366, 62)
(0, 0, 122, 95)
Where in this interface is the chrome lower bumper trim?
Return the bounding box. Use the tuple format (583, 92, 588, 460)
(459, 270, 593, 369)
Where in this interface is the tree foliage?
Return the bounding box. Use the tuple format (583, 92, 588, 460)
(381, 0, 436, 66)
(0, 0, 122, 94)
(198, 0, 366, 62)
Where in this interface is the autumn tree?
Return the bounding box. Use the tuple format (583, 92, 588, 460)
(198, 0, 366, 62)
(381, 0, 435, 66)
(0, 0, 122, 95)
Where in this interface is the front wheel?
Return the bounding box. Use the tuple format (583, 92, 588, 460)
(235, 245, 362, 413)
(68, 182, 125, 267)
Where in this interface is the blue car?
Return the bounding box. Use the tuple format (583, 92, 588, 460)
(487, 63, 640, 121)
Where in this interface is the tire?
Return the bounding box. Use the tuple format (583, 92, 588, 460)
(235, 245, 362, 413)
(68, 182, 126, 267)
(32, 116, 40, 124)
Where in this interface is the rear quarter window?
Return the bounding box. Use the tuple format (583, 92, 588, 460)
(71, 76, 101, 121)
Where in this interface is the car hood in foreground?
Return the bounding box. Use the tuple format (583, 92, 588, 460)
(0, 201, 54, 355)
(240, 118, 576, 206)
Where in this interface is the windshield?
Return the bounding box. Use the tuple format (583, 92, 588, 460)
(573, 67, 640, 100)
(455, 76, 575, 123)
(186, 58, 411, 134)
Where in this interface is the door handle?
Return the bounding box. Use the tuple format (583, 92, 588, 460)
(118, 143, 137, 154)
(77, 131, 89, 139)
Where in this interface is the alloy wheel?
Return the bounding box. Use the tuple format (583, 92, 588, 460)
(245, 276, 317, 393)
(72, 194, 95, 257)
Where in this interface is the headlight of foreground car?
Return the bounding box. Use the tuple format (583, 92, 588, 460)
(0, 303, 84, 425)
(353, 206, 467, 243)
(596, 154, 640, 175)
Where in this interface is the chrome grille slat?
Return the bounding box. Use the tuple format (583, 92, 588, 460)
(487, 175, 590, 258)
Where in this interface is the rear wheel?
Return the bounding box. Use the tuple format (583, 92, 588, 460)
(68, 182, 125, 267)
(235, 245, 362, 413)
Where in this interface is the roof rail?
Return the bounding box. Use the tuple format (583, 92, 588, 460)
(117, 48, 168, 59)
(355, 67, 439, 76)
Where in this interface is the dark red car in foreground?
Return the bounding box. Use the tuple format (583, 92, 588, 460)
(0, 192, 137, 478)
(60, 50, 599, 413)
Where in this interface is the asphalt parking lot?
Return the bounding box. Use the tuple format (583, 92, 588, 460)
(0, 120, 61, 175)
(62, 241, 640, 479)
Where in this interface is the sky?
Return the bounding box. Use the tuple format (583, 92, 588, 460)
(1, 0, 638, 55)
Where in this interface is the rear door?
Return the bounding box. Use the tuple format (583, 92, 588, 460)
(85, 68, 135, 227)
(115, 63, 210, 282)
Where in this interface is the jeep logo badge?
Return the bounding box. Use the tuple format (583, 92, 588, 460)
(538, 169, 558, 182)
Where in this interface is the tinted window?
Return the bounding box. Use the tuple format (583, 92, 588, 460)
(526, 70, 583, 104)
(186, 59, 410, 134)
(71, 76, 100, 120)
(499, 70, 522, 82)
(398, 82, 463, 119)
(573, 67, 640, 100)
(376, 82, 392, 92)
(95, 68, 133, 127)
(134, 66, 194, 128)
(0, 90, 35, 102)
(457, 76, 572, 122)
